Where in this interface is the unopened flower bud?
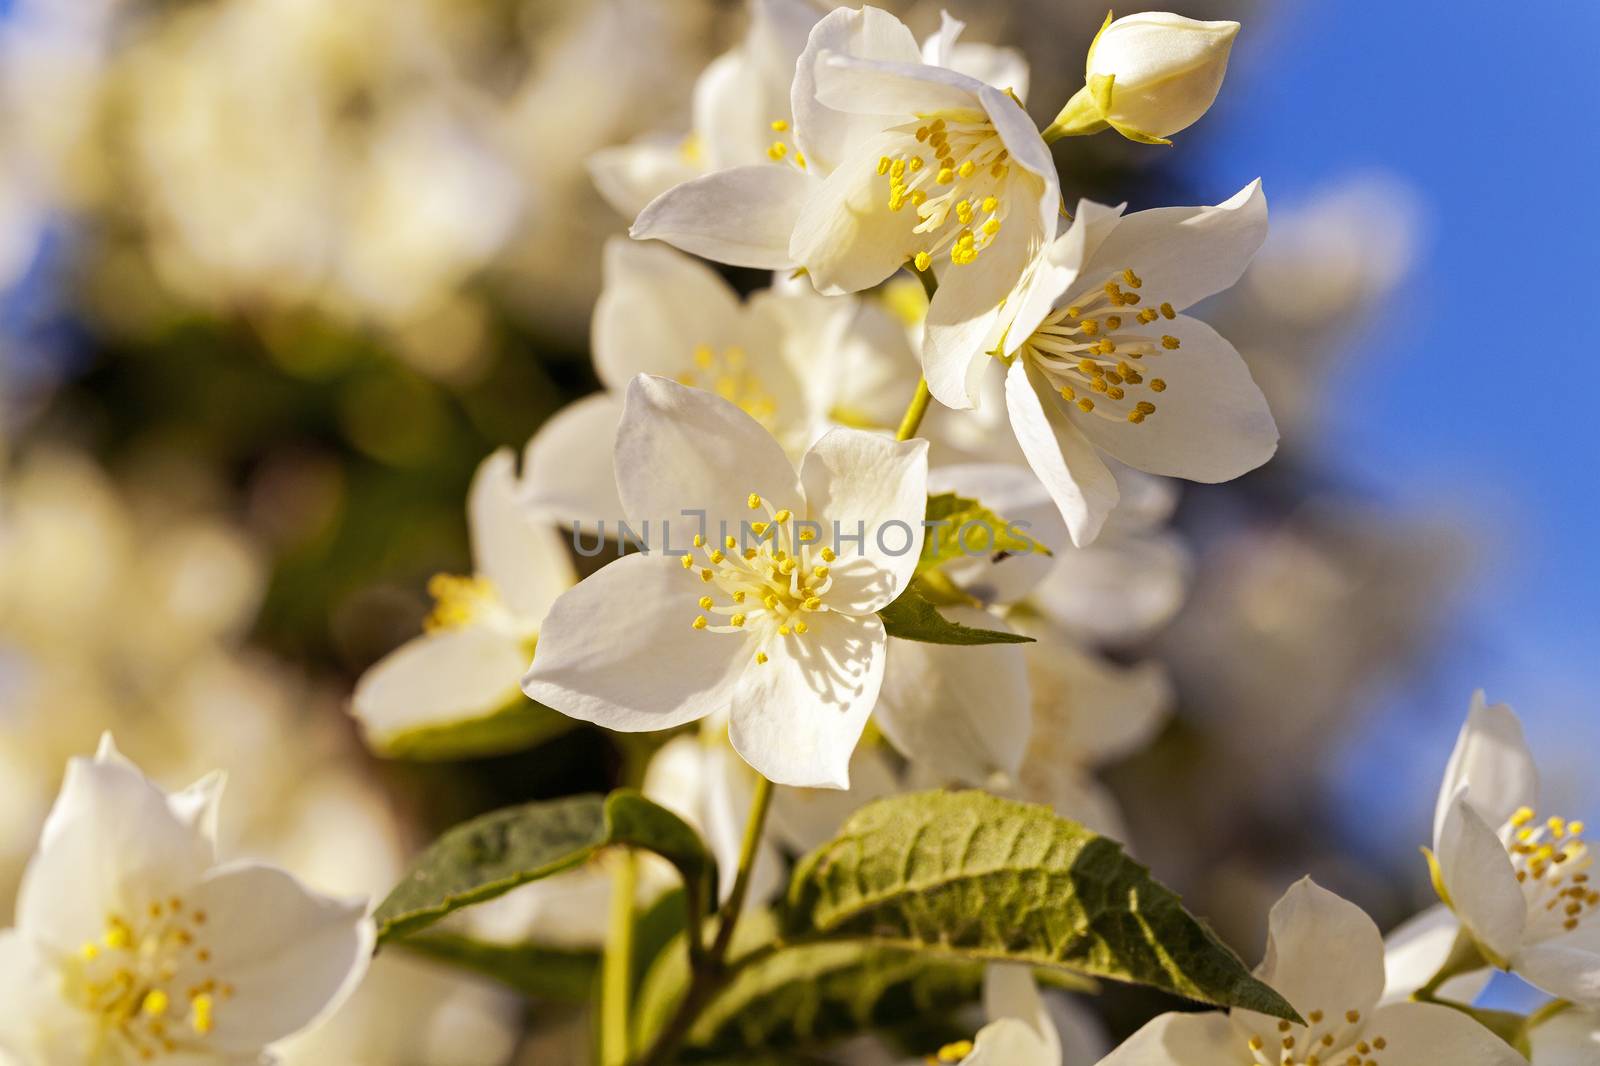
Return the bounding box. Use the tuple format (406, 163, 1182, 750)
(1044, 11, 1239, 145)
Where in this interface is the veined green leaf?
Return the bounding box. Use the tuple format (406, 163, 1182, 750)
(397, 932, 598, 1001)
(878, 582, 1033, 646)
(782, 790, 1299, 1022)
(919, 492, 1051, 575)
(375, 790, 715, 944)
(373, 696, 577, 761)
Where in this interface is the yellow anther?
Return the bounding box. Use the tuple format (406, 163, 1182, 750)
(981, 196, 998, 212)
(766, 142, 788, 161)
(913, 251, 932, 271)
(1572, 821, 1587, 835)
(770, 119, 789, 131)
(1107, 386, 1125, 400)
(780, 558, 798, 575)
(104, 923, 132, 951)
(820, 547, 836, 562)
(802, 596, 822, 610)
(794, 621, 809, 634)
(1127, 410, 1146, 423)
(982, 218, 1000, 236)
(80, 942, 100, 961)
(692, 534, 705, 548)
(142, 990, 170, 1017)
(1079, 318, 1099, 335)
(732, 591, 746, 603)
(877, 156, 891, 175)
(794, 152, 806, 169)
(1122, 268, 1143, 288)
(764, 594, 780, 610)
(798, 527, 817, 542)
(778, 625, 790, 636)
(699, 569, 714, 582)
(936, 167, 954, 184)
(1138, 308, 1159, 323)
(1150, 378, 1167, 392)
(747, 493, 762, 509)
(755, 651, 769, 664)
(724, 535, 738, 550)
(911, 190, 927, 205)
(709, 549, 725, 564)
(908, 156, 924, 172)
(730, 614, 746, 627)
(812, 565, 829, 579)
(1077, 398, 1095, 413)
(1059, 385, 1076, 401)
(1161, 335, 1181, 349)
(773, 508, 792, 523)
(750, 521, 768, 535)
(698, 596, 714, 610)
(1160, 302, 1176, 319)
(692, 344, 714, 369)
(1136, 401, 1157, 414)
(934, 1040, 974, 1063)
(692, 616, 708, 630)
(990, 161, 1008, 179)
(1105, 315, 1122, 330)
(190, 994, 214, 1034)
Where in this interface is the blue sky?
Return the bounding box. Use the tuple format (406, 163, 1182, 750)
(1188, 0, 1600, 853)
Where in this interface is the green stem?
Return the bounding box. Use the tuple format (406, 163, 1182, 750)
(1412, 927, 1491, 1001)
(709, 775, 775, 962)
(599, 849, 638, 1066)
(634, 776, 777, 1066)
(895, 379, 933, 442)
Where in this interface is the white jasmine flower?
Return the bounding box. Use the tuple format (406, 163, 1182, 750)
(633, 6, 1056, 344)
(874, 463, 1171, 838)
(524, 374, 927, 789)
(351, 449, 575, 752)
(924, 180, 1276, 545)
(0, 737, 371, 1065)
(1100, 879, 1527, 1066)
(524, 238, 906, 526)
(1431, 692, 1600, 1005)
(1046, 11, 1239, 144)
(1530, 1008, 1599, 1064)
(589, 0, 825, 218)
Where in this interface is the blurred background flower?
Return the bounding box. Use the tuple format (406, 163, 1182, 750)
(0, 0, 1594, 1056)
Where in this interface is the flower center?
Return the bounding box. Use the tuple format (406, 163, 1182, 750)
(681, 491, 835, 664)
(676, 344, 778, 429)
(1019, 269, 1180, 426)
(1505, 807, 1596, 939)
(764, 118, 808, 171)
(1244, 1008, 1388, 1066)
(877, 113, 1013, 269)
(66, 897, 230, 1060)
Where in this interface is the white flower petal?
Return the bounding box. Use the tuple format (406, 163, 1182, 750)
(960, 1017, 1055, 1066)
(1529, 1008, 1600, 1065)
(700, 742, 784, 908)
(728, 610, 886, 788)
(1068, 314, 1278, 483)
(593, 238, 745, 390)
(615, 374, 804, 537)
(587, 139, 705, 220)
(875, 614, 1031, 783)
(1363, 1001, 1530, 1066)
(1435, 790, 1527, 961)
(1080, 180, 1268, 313)
(982, 964, 1054, 1050)
(791, 5, 922, 173)
(167, 770, 226, 850)
(922, 299, 1003, 411)
(18, 746, 214, 951)
(469, 449, 575, 622)
(1022, 634, 1172, 767)
(811, 53, 985, 117)
(1514, 923, 1600, 1007)
(351, 626, 529, 746)
(1029, 529, 1190, 645)
(191, 860, 372, 1052)
(1381, 905, 1491, 1005)
(1247, 879, 1387, 1024)
(631, 164, 812, 270)
(522, 392, 627, 530)
(1005, 357, 1120, 547)
(1096, 1010, 1242, 1066)
(789, 131, 922, 295)
(948, 43, 1030, 103)
(1001, 199, 1130, 358)
(0, 929, 92, 1063)
(1433, 691, 1538, 848)
(799, 427, 928, 613)
(767, 745, 902, 853)
(523, 552, 751, 733)
(693, 49, 775, 170)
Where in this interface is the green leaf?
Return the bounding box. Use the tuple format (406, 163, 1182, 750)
(782, 790, 1300, 1022)
(375, 790, 715, 944)
(919, 492, 1051, 575)
(397, 932, 598, 1001)
(631, 887, 690, 1002)
(877, 582, 1034, 646)
(373, 696, 577, 761)
(676, 943, 1019, 1059)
